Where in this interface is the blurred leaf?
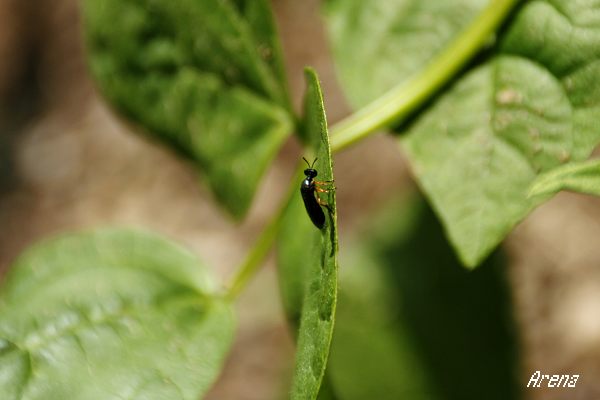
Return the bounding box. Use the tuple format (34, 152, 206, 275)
(322, 0, 487, 107)
(277, 69, 338, 400)
(326, 195, 434, 400)
(327, 195, 520, 400)
(230, 0, 289, 91)
(401, 0, 600, 266)
(0, 229, 234, 400)
(329, 248, 435, 400)
(83, 0, 293, 218)
(529, 158, 600, 197)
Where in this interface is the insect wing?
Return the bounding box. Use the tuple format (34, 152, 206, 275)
(300, 188, 325, 229)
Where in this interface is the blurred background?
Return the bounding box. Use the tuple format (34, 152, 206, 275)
(1, 0, 600, 399)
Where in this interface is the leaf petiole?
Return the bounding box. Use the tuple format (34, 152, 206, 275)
(225, 166, 304, 301)
(329, 0, 521, 152)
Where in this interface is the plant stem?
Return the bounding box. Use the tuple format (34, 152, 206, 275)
(226, 166, 303, 301)
(225, 213, 281, 301)
(329, 0, 521, 152)
(225, 0, 521, 300)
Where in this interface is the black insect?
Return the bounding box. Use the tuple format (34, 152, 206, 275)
(300, 157, 334, 229)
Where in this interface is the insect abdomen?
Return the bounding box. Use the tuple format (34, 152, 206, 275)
(300, 182, 325, 229)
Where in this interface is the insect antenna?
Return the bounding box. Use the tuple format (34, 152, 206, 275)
(302, 157, 318, 168)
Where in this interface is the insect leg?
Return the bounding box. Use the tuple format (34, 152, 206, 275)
(314, 181, 336, 191)
(317, 196, 334, 214)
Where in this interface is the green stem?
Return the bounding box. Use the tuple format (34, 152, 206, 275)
(329, 0, 521, 152)
(225, 201, 285, 301)
(226, 166, 303, 301)
(225, 0, 521, 300)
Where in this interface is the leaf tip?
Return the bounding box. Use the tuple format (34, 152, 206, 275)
(303, 66, 318, 81)
(453, 235, 494, 270)
(457, 251, 482, 270)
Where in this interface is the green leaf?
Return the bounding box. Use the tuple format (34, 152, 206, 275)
(323, 0, 488, 108)
(401, 0, 600, 266)
(529, 158, 600, 197)
(277, 68, 338, 400)
(0, 229, 234, 400)
(325, 196, 431, 400)
(231, 0, 290, 93)
(82, 0, 293, 218)
(329, 248, 435, 400)
(327, 195, 520, 400)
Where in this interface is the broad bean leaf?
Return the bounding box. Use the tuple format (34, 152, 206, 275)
(323, 0, 487, 107)
(0, 229, 234, 400)
(403, 0, 600, 266)
(529, 158, 600, 197)
(277, 69, 338, 400)
(327, 195, 520, 400)
(83, 0, 292, 218)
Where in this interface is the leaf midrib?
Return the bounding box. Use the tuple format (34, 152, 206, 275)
(2, 290, 211, 354)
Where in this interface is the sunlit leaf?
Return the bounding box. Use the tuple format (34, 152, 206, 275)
(0, 229, 234, 400)
(401, 0, 600, 266)
(323, 0, 487, 107)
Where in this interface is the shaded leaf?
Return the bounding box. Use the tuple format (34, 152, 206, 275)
(277, 68, 338, 400)
(327, 195, 520, 400)
(0, 229, 234, 400)
(316, 376, 340, 400)
(83, 0, 292, 218)
(230, 0, 290, 91)
(529, 158, 600, 197)
(401, 0, 600, 266)
(323, 0, 487, 107)
(329, 248, 435, 400)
